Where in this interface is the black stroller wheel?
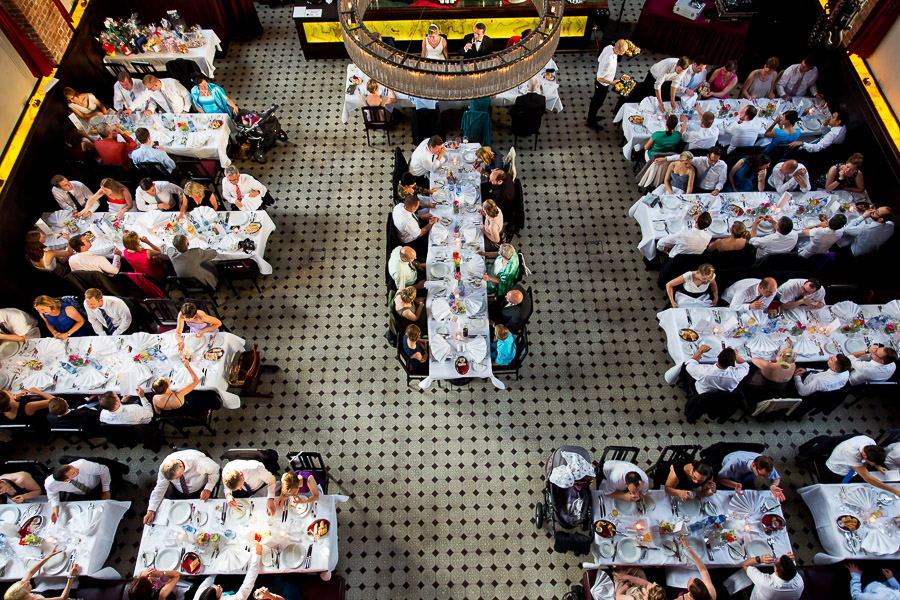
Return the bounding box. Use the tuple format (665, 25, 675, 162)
(254, 149, 267, 164)
(535, 502, 544, 529)
(276, 129, 288, 142)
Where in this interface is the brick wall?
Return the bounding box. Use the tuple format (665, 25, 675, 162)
(0, 0, 73, 64)
(842, 0, 880, 49)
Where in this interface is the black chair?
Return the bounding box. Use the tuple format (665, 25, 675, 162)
(175, 161, 225, 205)
(136, 161, 177, 183)
(593, 446, 641, 490)
(796, 433, 860, 484)
(156, 409, 216, 436)
(492, 327, 529, 380)
(166, 275, 217, 304)
(97, 424, 166, 452)
(287, 451, 331, 494)
(411, 109, 442, 144)
(767, 144, 792, 163)
(823, 284, 858, 304)
(66, 271, 127, 297)
(791, 388, 849, 419)
(846, 379, 899, 407)
(139, 298, 181, 333)
(129, 61, 158, 76)
(699, 441, 766, 478)
(94, 163, 135, 188)
(685, 391, 747, 424)
(510, 107, 545, 151)
(216, 259, 262, 294)
(656, 254, 707, 290)
(726, 145, 764, 159)
(396, 332, 428, 387)
(392, 147, 408, 204)
(648, 444, 701, 489)
(507, 179, 525, 239)
(361, 106, 392, 146)
(877, 429, 900, 446)
(103, 62, 128, 78)
(386, 213, 402, 259)
(220, 449, 280, 476)
(166, 58, 202, 91)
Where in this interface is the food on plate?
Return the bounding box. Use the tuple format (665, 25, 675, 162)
(679, 328, 699, 342)
(837, 515, 860, 531)
(350, 75, 362, 84)
(628, 115, 644, 124)
(210, 119, 224, 129)
(543, 72, 556, 81)
(204, 348, 224, 361)
(761, 513, 785, 531)
(454, 356, 469, 375)
(594, 519, 616, 538)
(308, 519, 330, 537)
(245, 222, 261, 234)
(181, 552, 201, 574)
(728, 205, 744, 217)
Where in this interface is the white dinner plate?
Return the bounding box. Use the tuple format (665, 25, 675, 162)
(668, 220, 684, 234)
(690, 308, 711, 323)
(0, 505, 20, 523)
(433, 189, 450, 202)
(227, 212, 250, 227)
(185, 335, 207, 352)
(747, 540, 770, 557)
(643, 496, 656, 512)
(653, 221, 666, 232)
(0, 342, 21, 359)
(727, 542, 744, 561)
(169, 502, 192, 525)
(194, 511, 209, 527)
(282, 543, 304, 569)
(463, 151, 477, 163)
(803, 215, 821, 228)
(472, 360, 487, 373)
(756, 220, 775, 234)
(436, 325, 449, 336)
(682, 342, 696, 355)
(228, 499, 252, 522)
(598, 540, 614, 558)
(613, 499, 636, 515)
(290, 498, 312, 516)
(616, 538, 641, 563)
(156, 548, 181, 571)
(680, 499, 701, 516)
(262, 548, 277, 568)
(0, 372, 9, 389)
(709, 219, 728, 235)
(430, 263, 450, 278)
(42, 551, 69, 574)
(802, 116, 822, 132)
(471, 318, 486, 329)
(845, 337, 867, 354)
(661, 540, 677, 557)
(663, 197, 680, 209)
(688, 537, 705, 556)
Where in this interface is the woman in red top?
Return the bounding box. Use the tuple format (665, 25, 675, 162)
(122, 231, 167, 284)
(88, 178, 134, 220)
(704, 60, 739, 98)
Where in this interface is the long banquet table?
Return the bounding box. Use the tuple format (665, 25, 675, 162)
(102, 29, 222, 78)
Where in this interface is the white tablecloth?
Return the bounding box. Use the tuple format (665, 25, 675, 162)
(657, 304, 900, 384)
(0, 332, 245, 408)
(798, 484, 900, 564)
(340, 59, 562, 123)
(0, 500, 130, 581)
(613, 96, 825, 160)
(134, 495, 347, 576)
(584, 489, 792, 567)
(103, 30, 222, 78)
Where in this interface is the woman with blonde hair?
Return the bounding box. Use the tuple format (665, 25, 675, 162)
(365, 79, 397, 110)
(179, 181, 219, 218)
(87, 177, 133, 220)
(63, 86, 106, 118)
(122, 231, 167, 284)
(394, 285, 425, 329)
(479, 199, 503, 250)
(276, 469, 323, 507)
(5, 553, 80, 600)
(480, 243, 520, 296)
(747, 340, 797, 392)
(662, 151, 696, 195)
(613, 568, 667, 600)
(25, 230, 72, 276)
(707, 221, 750, 253)
(421, 24, 447, 60)
(473, 146, 502, 176)
(664, 263, 718, 308)
(33, 295, 88, 338)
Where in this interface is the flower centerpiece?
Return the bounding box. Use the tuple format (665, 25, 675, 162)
(624, 40, 640, 57)
(841, 318, 866, 334)
(613, 75, 636, 97)
(717, 102, 733, 118)
(133, 352, 151, 363)
(657, 521, 676, 534)
(24, 359, 43, 370)
(749, 202, 773, 216)
(764, 102, 776, 118)
(19, 534, 42, 546)
(196, 533, 220, 547)
(719, 529, 738, 543)
(68, 354, 89, 367)
(885, 322, 898, 335)
(732, 326, 751, 338)
(790, 321, 806, 336)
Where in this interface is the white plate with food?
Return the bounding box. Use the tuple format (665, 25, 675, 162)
(289, 497, 312, 516)
(228, 499, 252, 522)
(168, 502, 193, 525)
(156, 548, 181, 571)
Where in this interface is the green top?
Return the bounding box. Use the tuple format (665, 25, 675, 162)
(648, 130, 681, 158)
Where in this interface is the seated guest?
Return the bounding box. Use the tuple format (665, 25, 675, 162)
(131, 128, 176, 173)
(665, 459, 716, 499)
(740, 56, 779, 100)
(113, 70, 148, 114)
(748, 215, 797, 258)
(421, 24, 448, 60)
(613, 571, 667, 600)
(661, 151, 696, 194)
(789, 109, 848, 153)
(823, 435, 899, 494)
(479, 200, 503, 251)
(845, 563, 900, 600)
(480, 243, 520, 296)
(778, 278, 825, 310)
(793, 354, 851, 396)
(63, 86, 107, 118)
(839, 206, 894, 257)
(643, 115, 681, 159)
(93, 123, 137, 168)
(122, 231, 167, 284)
(179, 181, 219, 217)
(491, 323, 516, 367)
(83, 288, 132, 336)
(511, 77, 546, 116)
(222, 460, 277, 514)
(671, 538, 717, 600)
(815, 152, 865, 192)
(488, 169, 515, 215)
(656, 211, 712, 257)
(400, 324, 428, 374)
(175, 302, 222, 351)
(665, 263, 718, 308)
(87, 178, 135, 221)
(128, 569, 180, 600)
(707, 221, 750, 253)
(742, 553, 803, 600)
(799, 213, 846, 258)
(776, 55, 822, 99)
(680, 110, 719, 152)
(505, 29, 530, 48)
(599, 460, 649, 500)
(460, 23, 493, 59)
(1, 388, 52, 423)
(675, 57, 708, 98)
(50, 175, 98, 215)
(397, 172, 436, 202)
(392, 194, 437, 245)
(725, 105, 763, 152)
(724, 277, 778, 312)
(3, 551, 80, 600)
(167, 234, 219, 290)
(144, 449, 221, 524)
(761, 111, 800, 155)
(747, 342, 797, 394)
(222, 165, 275, 210)
(190, 73, 239, 115)
(47, 396, 100, 429)
(685, 346, 749, 393)
(473, 146, 503, 177)
(364, 79, 397, 114)
(661, 147, 727, 194)
(136, 178, 183, 211)
(33, 295, 89, 338)
(98, 390, 152, 425)
(142, 75, 192, 114)
(63, 127, 97, 162)
(26, 230, 72, 277)
(719, 453, 785, 500)
(409, 135, 446, 180)
(389, 246, 424, 290)
(488, 283, 531, 334)
(194, 544, 262, 600)
(277, 470, 322, 506)
(46, 459, 111, 522)
(0, 469, 41, 503)
(150, 358, 201, 414)
(726, 154, 770, 192)
(703, 59, 739, 98)
(768, 160, 810, 193)
(394, 286, 425, 329)
(0, 307, 41, 341)
(847, 345, 897, 386)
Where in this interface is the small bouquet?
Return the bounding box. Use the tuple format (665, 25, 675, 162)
(624, 40, 640, 57)
(63, 220, 79, 233)
(717, 102, 733, 118)
(68, 354, 88, 367)
(657, 521, 676, 534)
(790, 321, 806, 336)
(764, 102, 776, 118)
(196, 532, 220, 547)
(732, 326, 751, 338)
(841, 318, 866, 334)
(111, 221, 126, 234)
(613, 75, 636, 97)
(697, 82, 711, 97)
(252, 530, 272, 543)
(133, 352, 151, 363)
(24, 359, 43, 370)
(750, 202, 773, 216)
(19, 534, 42, 546)
(719, 529, 738, 543)
(885, 322, 898, 335)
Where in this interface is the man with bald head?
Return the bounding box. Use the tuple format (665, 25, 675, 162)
(489, 284, 531, 333)
(724, 277, 778, 312)
(388, 245, 425, 290)
(768, 160, 810, 193)
(587, 39, 628, 131)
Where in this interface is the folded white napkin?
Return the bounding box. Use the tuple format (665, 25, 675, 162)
(747, 336, 781, 353)
(590, 570, 614, 600)
(128, 364, 153, 386)
(430, 335, 451, 362)
(464, 296, 483, 316)
(36, 338, 66, 358)
(141, 210, 169, 227)
(844, 486, 877, 513)
(72, 506, 103, 535)
(215, 547, 249, 571)
(168, 365, 193, 389)
(22, 371, 53, 390)
(130, 332, 155, 351)
(729, 491, 759, 515)
(460, 190, 477, 205)
(80, 368, 108, 388)
(91, 337, 117, 357)
(832, 301, 860, 321)
(862, 529, 899, 556)
(465, 261, 486, 280)
(460, 225, 477, 243)
(466, 336, 488, 362)
(794, 336, 820, 356)
(638, 96, 659, 113)
(191, 206, 218, 222)
(431, 224, 449, 243)
(89, 239, 114, 256)
(884, 300, 900, 319)
(48, 209, 74, 226)
(431, 299, 451, 321)
(237, 195, 263, 212)
(218, 234, 241, 252)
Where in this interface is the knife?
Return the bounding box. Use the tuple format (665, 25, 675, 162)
(303, 544, 313, 569)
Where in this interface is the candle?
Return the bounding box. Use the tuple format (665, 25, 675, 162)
(713, 327, 719, 335)
(744, 523, 751, 532)
(870, 515, 878, 523)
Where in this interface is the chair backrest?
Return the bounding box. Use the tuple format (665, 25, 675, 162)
(220, 448, 280, 475)
(58, 454, 129, 477)
(217, 259, 259, 280)
(597, 446, 640, 474)
(656, 253, 707, 290)
(167, 275, 214, 295)
(362, 106, 390, 127)
(130, 61, 157, 75)
(140, 298, 181, 327)
(461, 110, 492, 146)
(104, 62, 127, 78)
(136, 162, 175, 182)
(878, 429, 900, 446)
(229, 342, 261, 388)
(511, 179, 525, 235)
(649, 444, 701, 488)
(387, 290, 401, 337)
(750, 398, 803, 417)
(519, 285, 534, 327)
(392, 147, 408, 203)
(865, 290, 900, 304)
(165, 58, 202, 90)
(178, 159, 219, 181)
(125, 272, 166, 299)
(685, 391, 745, 424)
(66, 270, 125, 297)
(796, 388, 849, 418)
(510, 107, 544, 136)
(0, 460, 50, 487)
(411, 109, 442, 143)
(386, 213, 402, 255)
(186, 297, 222, 322)
(515, 328, 529, 364)
(504, 147, 517, 181)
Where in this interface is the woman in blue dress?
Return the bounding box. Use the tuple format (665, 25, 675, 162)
(33, 295, 88, 338)
(725, 154, 771, 192)
(190, 74, 238, 116)
(761, 110, 799, 155)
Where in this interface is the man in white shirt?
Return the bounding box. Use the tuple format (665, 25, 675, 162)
(799, 213, 846, 258)
(768, 160, 810, 193)
(0, 308, 40, 341)
(717, 452, 785, 500)
(68, 235, 122, 275)
(409, 135, 446, 180)
(742, 553, 804, 600)
(848, 345, 897, 386)
(98, 390, 153, 426)
(46, 459, 111, 522)
(144, 449, 222, 524)
(599, 460, 649, 500)
(777, 278, 825, 310)
(839, 207, 895, 257)
(137, 178, 183, 211)
(675, 58, 708, 97)
(846, 563, 900, 600)
(142, 75, 192, 114)
(222, 165, 274, 210)
(775, 56, 823, 99)
(793, 353, 851, 396)
(679, 109, 719, 151)
(83, 288, 132, 335)
(194, 544, 262, 600)
(222, 459, 277, 515)
(388, 246, 424, 290)
(662, 147, 727, 194)
(131, 128, 176, 173)
(725, 105, 763, 151)
(657, 211, 712, 257)
(113, 71, 152, 113)
(685, 346, 750, 394)
(651, 56, 690, 112)
(392, 195, 436, 245)
(749, 216, 798, 259)
(587, 39, 627, 130)
(823, 435, 900, 494)
(789, 109, 847, 153)
(50, 175, 98, 216)
(724, 277, 778, 311)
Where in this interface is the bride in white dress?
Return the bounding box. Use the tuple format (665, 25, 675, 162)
(421, 24, 447, 60)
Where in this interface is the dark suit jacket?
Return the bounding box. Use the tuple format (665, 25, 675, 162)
(511, 92, 546, 117)
(461, 34, 494, 59)
(491, 177, 515, 214)
(47, 406, 100, 430)
(493, 283, 532, 333)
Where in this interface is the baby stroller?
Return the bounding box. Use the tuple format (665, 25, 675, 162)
(231, 105, 287, 164)
(536, 446, 595, 553)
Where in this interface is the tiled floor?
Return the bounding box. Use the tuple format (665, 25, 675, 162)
(9, 3, 900, 599)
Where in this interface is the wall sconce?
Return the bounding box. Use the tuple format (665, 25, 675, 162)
(862, 77, 872, 87)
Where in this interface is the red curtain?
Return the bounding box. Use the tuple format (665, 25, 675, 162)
(48, 0, 75, 30)
(847, 0, 900, 58)
(0, 4, 54, 78)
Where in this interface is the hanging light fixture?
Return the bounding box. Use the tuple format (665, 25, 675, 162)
(340, 0, 563, 100)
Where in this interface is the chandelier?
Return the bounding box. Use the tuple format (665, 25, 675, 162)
(339, 0, 563, 100)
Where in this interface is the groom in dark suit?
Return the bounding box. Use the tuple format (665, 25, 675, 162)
(461, 23, 493, 59)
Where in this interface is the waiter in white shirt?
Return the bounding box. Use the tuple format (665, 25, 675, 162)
(194, 544, 262, 600)
(777, 278, 825, 310)
(741, 553, 804, 600)
(657, 211, 712, 257)
(586, 39, 627, 131)
(748, 216, 798, 258)
(823, 435, 900, 497)
(68, 235, 122, 276)
(222, 165, 274, 210)
(599, 460, 649, 500)
(788, 109, 847, 153)
(83, 289, 132, 336)
(685, 346, 750, 393)
(142, 75, 192, 114)
(50, 175, 98, 216)
(222, 459, 277, 515)
(661, 147, 727, 194)
(768, 160, 810, 193)
(775, 56, 823, 99)
(144, 449, 221, 524)
(113, 70, 153, 113)
(847, 345, 897, 386)
(724, 277, 778, 312)
(838, 207, 895, 257)
(793, 354, 851, 396)
(136, 179, 183, 211)
(45, 459, 111, 522)
(98, 390, 153, 425)
(0, 308, 40, 341)
(651, 56, 690, 112)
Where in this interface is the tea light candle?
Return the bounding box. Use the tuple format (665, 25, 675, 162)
(635, 523, 643, 531)
(713, 327, 719, 335)
(744, 523, 752, 532)
(17, 361, 23, 367)
(870, 515, 878, 523)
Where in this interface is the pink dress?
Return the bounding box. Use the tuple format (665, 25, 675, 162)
(710, 69, 737, 94)
(124, 249, 167, 284)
